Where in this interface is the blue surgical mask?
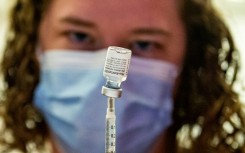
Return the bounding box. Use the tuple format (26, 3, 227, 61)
(34, 49, 178, 153)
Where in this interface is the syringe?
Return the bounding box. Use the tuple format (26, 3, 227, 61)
(102, 46, 131, 153)
(105, 97, 116, 153)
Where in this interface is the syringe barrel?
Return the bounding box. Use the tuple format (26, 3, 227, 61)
(105, 117, 116, 153)
(105, 97, 116, 153)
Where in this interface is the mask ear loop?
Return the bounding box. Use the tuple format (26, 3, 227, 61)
(35, 43, 43, 62)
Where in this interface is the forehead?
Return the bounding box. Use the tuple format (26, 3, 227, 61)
(45, 0, 180, 29)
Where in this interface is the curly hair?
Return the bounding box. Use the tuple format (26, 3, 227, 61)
(0, 0, 244, 153)
(166, 1, 245, 153)
(0, 0, 49, 152)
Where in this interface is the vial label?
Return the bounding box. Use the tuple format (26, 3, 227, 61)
(103, 46, 131, 82)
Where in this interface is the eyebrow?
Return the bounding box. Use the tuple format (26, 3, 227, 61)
(132, 28, 170, 37)
(60, 16, 169, 37)
(60, 16, 96, 28)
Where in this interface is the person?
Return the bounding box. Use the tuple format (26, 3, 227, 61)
(0, 0, 245, 152)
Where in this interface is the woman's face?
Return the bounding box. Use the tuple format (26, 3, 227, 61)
(39, 0, 186, 66)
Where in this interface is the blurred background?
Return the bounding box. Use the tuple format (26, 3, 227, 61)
(214, 0, 245, 101)
(0, 0, 245, 98)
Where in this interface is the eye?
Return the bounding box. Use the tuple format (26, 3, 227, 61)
(68, 31, 92, 43)
(132, 41, 152, 51)
(130, 40, 161, 53)
(62, 31, 97, 50)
